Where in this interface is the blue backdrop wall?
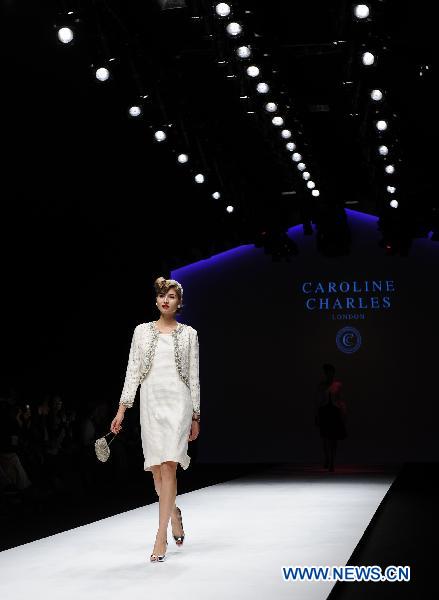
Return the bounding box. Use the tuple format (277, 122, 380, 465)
(173, 210, 439, 465)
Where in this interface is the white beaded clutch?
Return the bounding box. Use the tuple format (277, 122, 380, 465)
(95, 432, 116, 462)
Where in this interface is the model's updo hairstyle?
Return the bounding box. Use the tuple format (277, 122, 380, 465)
(154, 276, 184, 314)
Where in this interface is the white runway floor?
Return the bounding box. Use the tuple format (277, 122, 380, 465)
(0, 466, 394, 600)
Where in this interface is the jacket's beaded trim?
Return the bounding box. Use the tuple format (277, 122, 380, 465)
(119, 321, 199, 416)
(172, 328, 190, 388)
(137, 322, 189, 390)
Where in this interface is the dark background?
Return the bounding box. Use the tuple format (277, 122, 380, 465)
(1, 0, 435, 446)
(173, 209, 439, 465)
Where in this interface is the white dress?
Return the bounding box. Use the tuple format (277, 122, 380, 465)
(139, 333, 193, 472)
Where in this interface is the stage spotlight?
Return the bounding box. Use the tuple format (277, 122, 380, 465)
(95, 67, 110, 81)
(272, 116, 284, 126)
(58, 27, 74, 44)
(265, 102, 277, 112)
(371, 89, 383, 101)
(226, 22, 242, 36)
(302, 171, 310, 180)
(195, 173, 205, 183)
(354, 4, 370, 19)
(286, 142, 296, 151)
(390, 199, 399, 208)
(312, 189, 320, 197)
(362, 51, 375, 66)
(307, 181, 316, 189)
(387, 185, 396, 193)
(256, 82, 269, 93)
(246, 65, 259, 77)
(177, 153, 189, 163)
(237, 46, 251, 58)
(212, 191, 221, 199)
(281, 129, 291, 139)
(292, 152, 302, 162)
(378, 145, 389, 156)
(385, 164, 395, 174)
(376, 120, 388, 131)
(215, 3, 231, 17)
(154, 130, 167, 142)
(128, 106, 142, 117)
(226, 205, 234, 213)
(297, 162, 306, 171)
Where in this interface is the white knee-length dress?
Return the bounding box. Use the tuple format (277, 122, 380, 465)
(139, 332, 193, 472)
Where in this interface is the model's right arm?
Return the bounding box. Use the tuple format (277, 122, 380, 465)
(119, 325, 141, 409)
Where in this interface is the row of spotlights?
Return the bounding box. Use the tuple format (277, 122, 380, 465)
(214, 4, 319, 198)
(360, 17, 400, 207)
(57, 25, 229, 211)
(284, 134, 318, 194)
(176, 154, 222, 198)
(213, 3, 243, 38)
(176, 151, 222, 197)
(366, 84, 398, 191)
(60, 31, 318, 207)
(352, 6, 400, 208)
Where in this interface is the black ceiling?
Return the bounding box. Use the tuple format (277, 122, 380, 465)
(4, 0, 435, 257)
(2, 1, 435, 389)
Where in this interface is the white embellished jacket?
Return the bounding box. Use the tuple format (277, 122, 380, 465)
(119, 321, 200, 416)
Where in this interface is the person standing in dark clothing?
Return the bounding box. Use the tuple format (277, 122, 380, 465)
(315, 364, 347, 471)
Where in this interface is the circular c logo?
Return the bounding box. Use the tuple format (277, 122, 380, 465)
(336, 326, 362, 354)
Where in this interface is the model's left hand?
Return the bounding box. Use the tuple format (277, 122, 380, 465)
(188, 420, 200, 441)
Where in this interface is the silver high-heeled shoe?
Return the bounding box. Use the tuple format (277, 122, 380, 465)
(172, 507, 185, 546)
(150, 539, 168, 562)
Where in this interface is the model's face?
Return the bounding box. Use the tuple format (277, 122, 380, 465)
(157, 287, 179, 315)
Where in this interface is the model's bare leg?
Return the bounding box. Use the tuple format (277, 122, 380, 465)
(151, 465, 162, 498)
(151, 461, 179, 556)
(150, 465, 182, 534)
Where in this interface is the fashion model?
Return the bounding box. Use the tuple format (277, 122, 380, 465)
(110, 276, 200, 562)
